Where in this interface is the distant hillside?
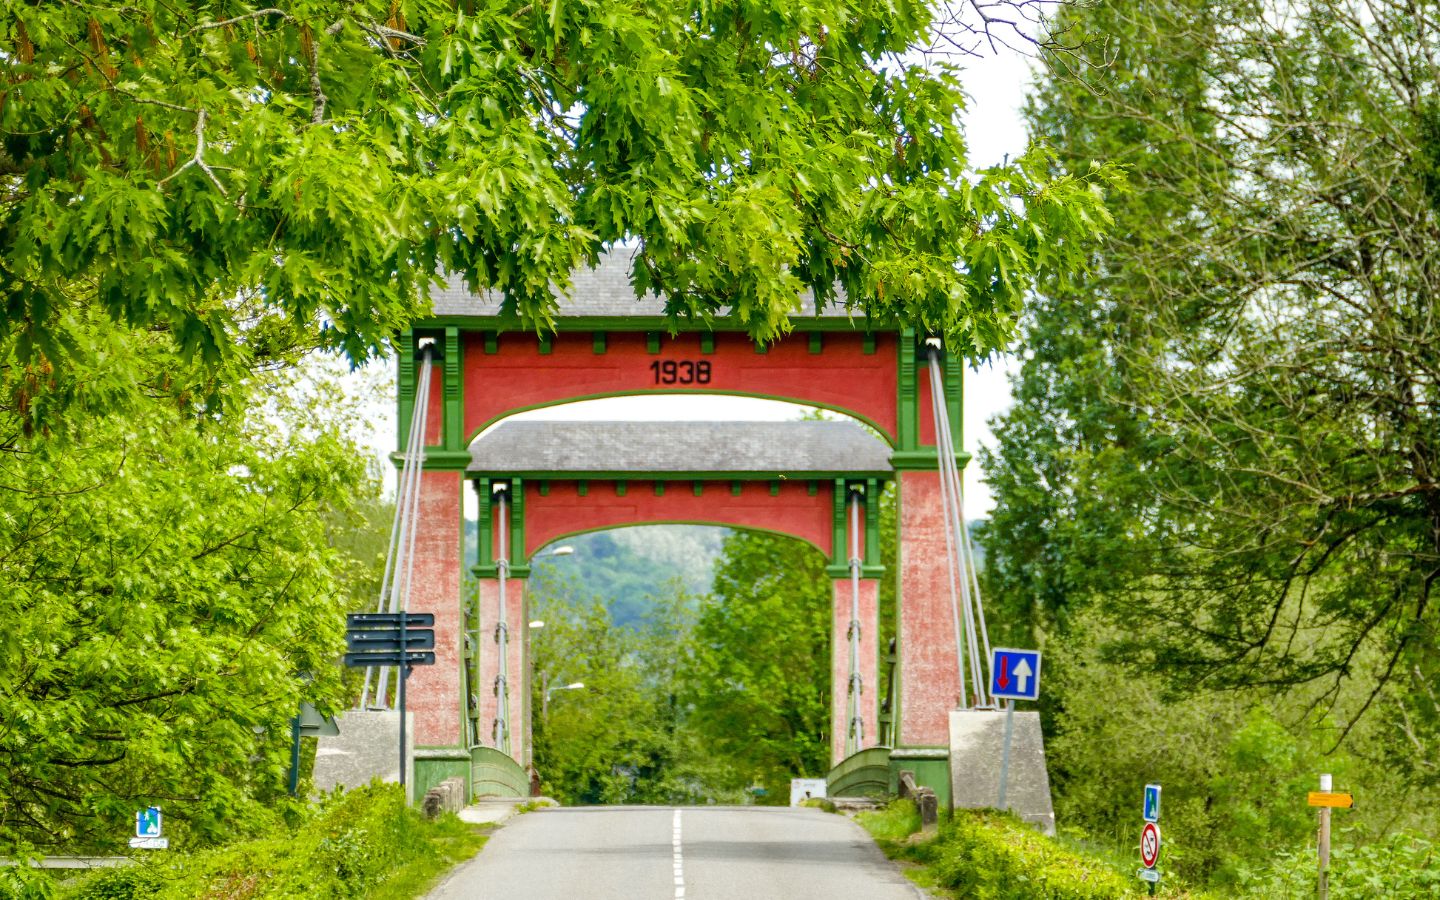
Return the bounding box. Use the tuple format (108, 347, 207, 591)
(531, 525, 730, 627)
(968, 518, 987, 570)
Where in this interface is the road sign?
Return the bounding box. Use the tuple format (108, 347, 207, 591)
(345, 630, 436, 651)
(1138, 868, 1160, 883)
(135, 807, 161, 838)
(343, 650, 436, 668)
(990, 648, 1042, 701)
(1140, 821, 1161, 869)
(297, 702, 340, 737)
(347, 611, 435, 628)
(1144, 784, 1162, 822)
(1308, 791, 1354, 809)
(344, 610, 435, 798)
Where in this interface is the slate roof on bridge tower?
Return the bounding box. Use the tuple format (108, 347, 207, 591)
(432, 247, 859, 321)
(467, 420, 892, 476)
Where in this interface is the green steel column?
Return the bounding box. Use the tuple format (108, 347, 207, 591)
(444, 326, 463, 450)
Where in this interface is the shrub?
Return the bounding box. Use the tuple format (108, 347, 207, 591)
(68, 866, 166, 900)
(1232, 831, 1440, 899)
(918, 810, 1133, 900)
(58, 784, 486, 900)
(856, 799, 922, 842)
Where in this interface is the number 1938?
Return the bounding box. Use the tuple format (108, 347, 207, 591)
(649, 360, 712, 385)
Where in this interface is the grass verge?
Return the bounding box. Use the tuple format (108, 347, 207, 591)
(856, 800, 1216, 899)
(49, 784, 487, 900)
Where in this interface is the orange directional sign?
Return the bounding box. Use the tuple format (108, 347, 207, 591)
(1307, 791, 1354, 808)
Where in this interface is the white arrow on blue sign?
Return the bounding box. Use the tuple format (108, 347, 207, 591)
(990, 648, 1042, 701)
(135, 806, 162, 838)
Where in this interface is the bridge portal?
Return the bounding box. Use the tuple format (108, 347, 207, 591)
(396, 250, 968, 800)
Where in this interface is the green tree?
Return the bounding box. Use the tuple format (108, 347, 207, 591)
(527, 572, 715, 804)
(986, 0, 1440, 775)
(683, 530, 832, 801)
(0, 341, 374, 854)
(1, 0, 1117, 424)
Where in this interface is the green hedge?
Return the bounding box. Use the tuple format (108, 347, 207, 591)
(857, 803, 1143, 899)
(37, 784, 485, 900)
(918, 810, 1133, 900)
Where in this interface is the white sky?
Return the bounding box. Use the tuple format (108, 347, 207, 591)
(337, 44, 1034, 517)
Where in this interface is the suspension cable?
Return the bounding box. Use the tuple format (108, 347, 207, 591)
(845, 486, 865, 756)
(362, 345, 434, 709)
(931, 351, 985, 704)
(925, 344, 973, 708)
(359, 377, 420, 709)
(377, 352, 433, 708)
(926, 340, 993, 708)
(493, 486, 511, 753)
(931, 353, 993, 702)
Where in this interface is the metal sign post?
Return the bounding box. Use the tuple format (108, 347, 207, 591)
(344, 611, 436, 799)
(398, 610, 408, 794)
(1308, 774, 1353, 900)
(989, 648, 1042, 811)
(288, 702, 341, 796)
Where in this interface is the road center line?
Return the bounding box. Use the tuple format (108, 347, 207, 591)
(672, 809, 685, 899)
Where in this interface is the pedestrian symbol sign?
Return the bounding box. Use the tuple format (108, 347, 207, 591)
(135, 807, 162, 838)
(990, 648, 1042, 701)
(1144, 784, 1161, 822)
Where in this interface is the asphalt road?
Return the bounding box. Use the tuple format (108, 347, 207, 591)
(425, 805, 926, 900)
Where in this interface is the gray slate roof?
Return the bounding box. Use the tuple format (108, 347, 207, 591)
(432, 247, 856, 320)
(468, 420, 892, 475)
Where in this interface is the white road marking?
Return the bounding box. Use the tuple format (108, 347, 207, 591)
(672, 809, 685, 898)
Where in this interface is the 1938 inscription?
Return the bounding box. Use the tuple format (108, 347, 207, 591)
(649, 360, 712, 385)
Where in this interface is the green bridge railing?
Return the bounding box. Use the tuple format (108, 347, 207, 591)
(826, 746, 893, 798)
(470, 747, 529, 799)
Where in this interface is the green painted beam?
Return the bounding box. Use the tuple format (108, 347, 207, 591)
(410, 315, 906, 334)
(444, 326, 463, 450)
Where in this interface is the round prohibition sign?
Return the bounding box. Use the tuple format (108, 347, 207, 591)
(1140, 821, 1161, 869)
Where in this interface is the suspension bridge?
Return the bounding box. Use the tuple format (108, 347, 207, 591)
(318, 248, 1052, 834)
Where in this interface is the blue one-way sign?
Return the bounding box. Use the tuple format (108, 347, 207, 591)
(990, 648, 1042, 701)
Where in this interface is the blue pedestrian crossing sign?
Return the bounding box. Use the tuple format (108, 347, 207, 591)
(990, 648, 1042, 701)
(135, 806, 162, 838)
(1144, 784, 1162, 822)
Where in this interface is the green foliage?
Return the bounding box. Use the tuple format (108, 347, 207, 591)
(1232, 831, 1440, 899)
(529, 574, 721, 805)
(988, 0, 1440, 760)
(59, 867, 161, 900)
(530, 526, 835, 804)
(683, 530, 832, 801)
(1, 0, 1117, 427)
(903, 810, 1134, 900)
(1035, 613, 1440, 886)
(856, 798, 922, 842)
(54, 784, 486, 900)
(0, 349, 378, 852)
(982, 2, 1440, 888)
(0, 865, 58, 900)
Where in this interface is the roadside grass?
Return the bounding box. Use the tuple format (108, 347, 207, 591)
(52, 784, 488, 900)
(855, 799, 921, 842)
(856, 800, 1216, 899)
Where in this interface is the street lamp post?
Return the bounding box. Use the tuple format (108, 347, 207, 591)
(542, 675, 586, 723)
(523, 545, 573, 767)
